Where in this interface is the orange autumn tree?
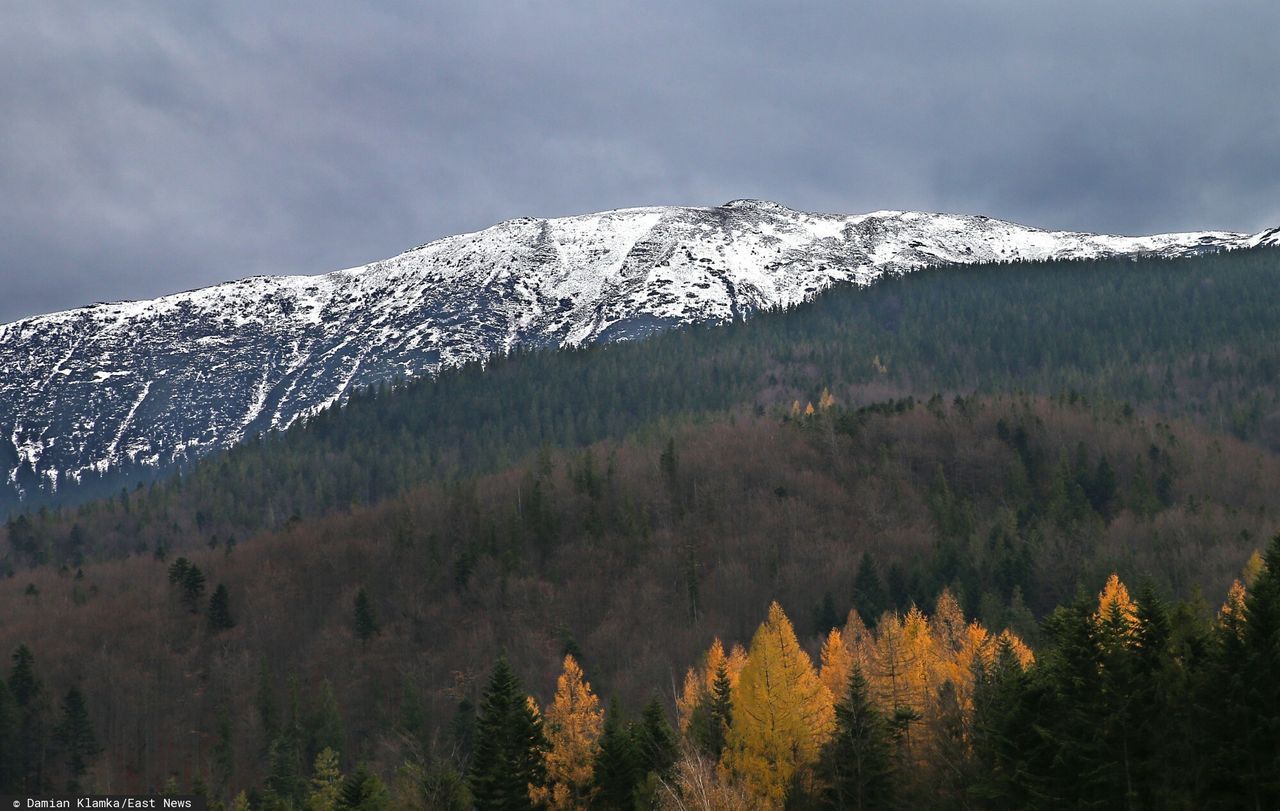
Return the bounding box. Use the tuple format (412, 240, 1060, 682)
(723, 602, 834, 807)
(819, 627, 854, 701)
(533, 655, 603, 810)
(677, 638, 747, 732)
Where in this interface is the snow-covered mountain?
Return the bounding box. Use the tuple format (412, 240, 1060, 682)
(3, 199, 1277, 502)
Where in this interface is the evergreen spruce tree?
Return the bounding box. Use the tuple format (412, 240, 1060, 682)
(1238, 534, 1280, 807)
(1030, 594, 1109, 806)
(969, 636, 1037, 807)
(0, 677, 18, 792)
(1196, 579, 1252, 808)
(337, 763, 390, 810)
(207, 584, 236, 632)
(10, 644, 46, 791)
(353, 588, 379, 645)
(817, 667, 893, 810)
(633, 697, 677, 780)
(689, 660, 733, 759)
(468, 657, 547, 810)
(181, 564, 207, 613)
(265, 730, 303, 809)
(592, 698, 638, 810)
(303, 681, 345, 767)
(167, 556, 191, 586)
(852, 553, 888, 625)
(54, 687, 99, 792)
(304, 747, 342, 811)
(1128, 581, 1187, 805)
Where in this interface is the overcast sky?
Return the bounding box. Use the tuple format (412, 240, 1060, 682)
(2, 1, 1278, 324)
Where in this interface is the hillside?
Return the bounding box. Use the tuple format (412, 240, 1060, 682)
(7, 247, 1280, 567)
(2, 200, 1275, 508)
(0, 394, 1273, 797)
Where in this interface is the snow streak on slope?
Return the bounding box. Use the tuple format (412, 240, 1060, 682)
(0, 200, 1274, 499)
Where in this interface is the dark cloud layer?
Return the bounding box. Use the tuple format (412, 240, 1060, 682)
(2, 1, 1277, 323)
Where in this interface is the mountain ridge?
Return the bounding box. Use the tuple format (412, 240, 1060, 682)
(2, 199, 1277, 501)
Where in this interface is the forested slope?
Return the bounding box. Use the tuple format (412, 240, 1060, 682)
(7, 247, 1280, 569)
(0, 395, 1273, 802)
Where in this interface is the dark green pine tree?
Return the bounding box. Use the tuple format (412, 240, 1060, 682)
(852, 552, 888, 626)
(166, 556, 191, 586)
(689, 661, 732, 759)
(54, 687, 100, 792)
(817, 666, 894, 811)
(10, 644, 47, 792)
(1195, 578, 1251, 808)
(592, 698, 639, 810)
(1126, 581, 1191, 806)
(633, 697, 677, 780)
(303, 680, 345, 768)
(263, 730, 303, 809)
(813, 591, 843, 637)
(0, 676, 18, 792)
(338, 763, 391, 810)
(629, 697, 677, 810)
(181, 564, 206, 613)
(1238, 534, 1280, 807)
(969, 636, 1039, 808)
(207, 584, 236, 633)
(467, 657, 547, 810)
(1029, 594, 1111, 807)
(353, 588, 380, 645)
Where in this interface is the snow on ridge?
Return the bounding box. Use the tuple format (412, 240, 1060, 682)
(0, 199, 1275, 502)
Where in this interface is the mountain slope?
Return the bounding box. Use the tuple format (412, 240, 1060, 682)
(1, 199, 1275, 500)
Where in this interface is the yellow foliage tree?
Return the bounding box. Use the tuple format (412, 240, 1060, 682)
(1242, 550, 1265, 588)
(726, 643, 748, 685)
(678, 638, 749, 732)
(818, 388, 836, 411)
(841, 609, 874, 672)
(1219, 578, 1248, 632)
(723, 602, 834, 807)
(1093, 573, 1140, 649)
(533, 655, 603, 810)
(677, 667, 703, 734)
(995, 629, 1035, 669)
(819, 627, 854, 700)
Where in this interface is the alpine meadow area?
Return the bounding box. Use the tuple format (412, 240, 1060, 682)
(3, 247, 1280, 808)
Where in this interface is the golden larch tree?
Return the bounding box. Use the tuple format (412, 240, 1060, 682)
(819, 627, 855, 700)
(994, 629, 1035, 669)
(723, 602, 834, 808)
(841, 608, 874, 672)
(533, 655, 604, 810)
(1093, 573, 1140, 650)
(1219, 579, 1248, 633)
(678, 638, 749, 732)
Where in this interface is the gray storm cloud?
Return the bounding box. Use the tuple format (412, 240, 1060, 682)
(1, 0, 1277, 324)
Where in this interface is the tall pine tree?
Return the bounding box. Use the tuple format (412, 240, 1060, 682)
(54, 688, 99, 792)
(208, 584, 236, 632)
(817, 666, 894, 811)
(468, 657, 547, 810)
(592, 698, 639, 810)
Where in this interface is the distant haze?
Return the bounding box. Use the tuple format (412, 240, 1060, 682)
(1, 1, 1278, 324)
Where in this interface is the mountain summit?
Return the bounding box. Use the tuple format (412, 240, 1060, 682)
(2, 201, 1276, 501)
